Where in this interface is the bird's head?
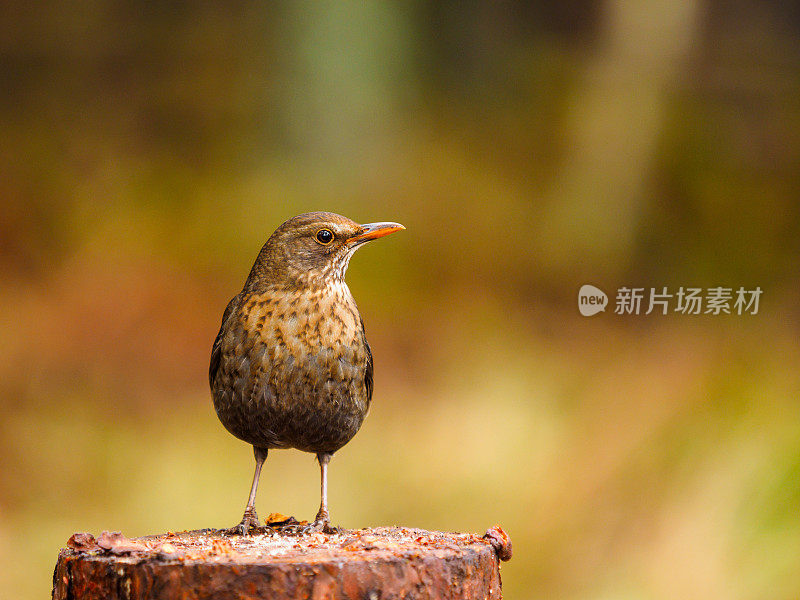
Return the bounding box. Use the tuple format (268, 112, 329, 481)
(247, 211, 404, 289)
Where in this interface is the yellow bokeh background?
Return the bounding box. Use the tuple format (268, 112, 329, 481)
(2, 3, 799, 599)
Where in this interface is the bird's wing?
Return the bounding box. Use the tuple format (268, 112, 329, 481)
(209, 293, 241, 388)
(361, 317, 374, 404)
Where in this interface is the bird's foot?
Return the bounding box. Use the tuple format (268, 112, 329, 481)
(224, 508, 260, 536)
(299, 510, 339, 534)
(297, 520, 337, 535)
(312, 520, 340, 534)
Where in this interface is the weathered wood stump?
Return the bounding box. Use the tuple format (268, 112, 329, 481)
(52, 524, 512, 599)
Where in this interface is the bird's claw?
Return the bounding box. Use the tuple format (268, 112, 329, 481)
(224, 509, 260, 536)
(223, 523, 247, 536)
(319, 522, 340, 534)
(298, 517, 339, 535)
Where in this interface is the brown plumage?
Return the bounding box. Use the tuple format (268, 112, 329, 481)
(209, 212, 404, 533)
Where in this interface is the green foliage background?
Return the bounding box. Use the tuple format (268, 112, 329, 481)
(1, 3, 799, 598)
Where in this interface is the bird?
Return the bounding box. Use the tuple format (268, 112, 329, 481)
(209, 211, 404, 534)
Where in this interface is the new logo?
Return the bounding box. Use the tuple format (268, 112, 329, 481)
(578, 284, 608, 316)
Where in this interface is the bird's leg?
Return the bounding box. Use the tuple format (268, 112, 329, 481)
(227, 446, 268, 535)
(310, 452, 334, 532)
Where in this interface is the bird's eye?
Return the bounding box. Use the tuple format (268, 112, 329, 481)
(315, 228, 334, 245)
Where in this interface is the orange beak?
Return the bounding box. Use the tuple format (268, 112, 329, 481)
(348, 222, 405, 244)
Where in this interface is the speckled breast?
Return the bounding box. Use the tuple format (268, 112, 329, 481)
(211, 281, 371, 453)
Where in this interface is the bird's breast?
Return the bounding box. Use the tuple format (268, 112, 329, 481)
(229, 283, 368, 406)
(213, 282, 370, 451)
(242, 281, 362, 352)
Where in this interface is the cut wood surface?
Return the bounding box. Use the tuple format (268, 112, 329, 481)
(52, 524, 512, 600)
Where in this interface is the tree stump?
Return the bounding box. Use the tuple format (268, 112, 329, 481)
(52, 524, 512, 599)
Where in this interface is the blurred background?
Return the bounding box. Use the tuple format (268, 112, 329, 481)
(2, 1, 800, 598)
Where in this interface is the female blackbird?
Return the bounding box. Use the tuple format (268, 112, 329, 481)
(209, 212, 404, 534)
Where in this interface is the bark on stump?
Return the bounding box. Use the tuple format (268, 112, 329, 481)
(52, 525, 512, 600)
